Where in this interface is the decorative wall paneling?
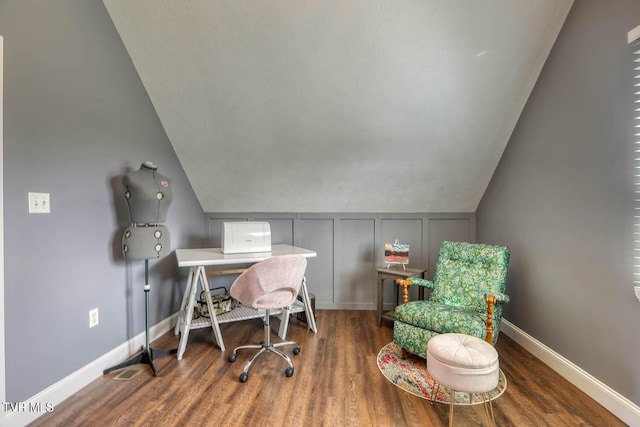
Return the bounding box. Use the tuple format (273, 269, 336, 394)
(206, 213, 475, 310)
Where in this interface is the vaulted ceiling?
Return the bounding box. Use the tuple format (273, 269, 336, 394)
(103, 0, 573, 213)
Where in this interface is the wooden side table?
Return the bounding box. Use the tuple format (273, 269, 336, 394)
(376, 267, 426, 327)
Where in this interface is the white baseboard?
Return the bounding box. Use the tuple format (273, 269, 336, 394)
(316, 303, 376, 310)
(500, 319, 640, 426)
(2, 313, 178, 427)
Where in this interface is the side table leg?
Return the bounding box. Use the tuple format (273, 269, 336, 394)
(377, 274, 384, 327)
(393, 283, 399, 310)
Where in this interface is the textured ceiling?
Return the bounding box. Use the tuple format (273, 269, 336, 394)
(104, 0, 573, 213)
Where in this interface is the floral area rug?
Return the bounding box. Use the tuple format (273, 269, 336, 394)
(377, 342, 506, 405)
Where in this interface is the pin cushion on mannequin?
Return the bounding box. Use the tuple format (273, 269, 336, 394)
(122, 161, 173, 260)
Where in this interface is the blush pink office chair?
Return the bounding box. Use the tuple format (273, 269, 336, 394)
(227, 254, 308, 383)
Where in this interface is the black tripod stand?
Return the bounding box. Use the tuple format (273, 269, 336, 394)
(104, 259, 177, 376)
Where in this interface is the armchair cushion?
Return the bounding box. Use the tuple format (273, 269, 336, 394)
(395, 301, 489, 339)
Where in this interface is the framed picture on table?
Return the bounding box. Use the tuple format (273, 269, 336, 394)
(384, 240, 409, 269)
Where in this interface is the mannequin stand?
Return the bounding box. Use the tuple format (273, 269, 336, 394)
(104, 260, 177, 377)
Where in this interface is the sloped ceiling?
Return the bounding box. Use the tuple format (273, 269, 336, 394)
(104, 0, 573, 213)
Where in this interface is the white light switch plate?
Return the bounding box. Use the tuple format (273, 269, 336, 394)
(28, 192, 50, 214)
(89, 308, 99, 328)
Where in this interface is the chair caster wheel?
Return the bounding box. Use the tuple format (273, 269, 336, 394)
(228, 353, 237, 362)
(285, 367, 294, 377)
(239, 372, 248, 383)
(293, 347, 301, 355)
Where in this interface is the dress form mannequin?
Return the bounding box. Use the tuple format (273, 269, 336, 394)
(122, 161, 172, 259)
(105, 161, 176, 377)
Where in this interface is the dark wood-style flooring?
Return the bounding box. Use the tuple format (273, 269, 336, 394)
(29, 310, 624, 426)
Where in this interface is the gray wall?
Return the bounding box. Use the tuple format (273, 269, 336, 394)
(477, 0, 640, 405)
(0, 0, 476, 404)
(206, 213, 475, 309)
(0, 1, 205, 402)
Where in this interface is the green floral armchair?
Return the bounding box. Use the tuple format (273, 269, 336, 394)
(393, 241, 510, 359)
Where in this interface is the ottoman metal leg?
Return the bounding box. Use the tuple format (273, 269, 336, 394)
(430, 382, 440, 405)
(482, 393, 496, 427)
(449, 389, 455, 427)
(431, 382, 496, 427)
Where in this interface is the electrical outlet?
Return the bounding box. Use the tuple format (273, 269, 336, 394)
(89, 308, 99, 328)
(28, 192, 50, 214)
(635, 286, 640, 303)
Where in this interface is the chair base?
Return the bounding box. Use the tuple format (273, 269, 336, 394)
(228, 308, 301, 382)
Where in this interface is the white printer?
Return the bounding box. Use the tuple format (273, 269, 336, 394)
(221, 221, 272, 254)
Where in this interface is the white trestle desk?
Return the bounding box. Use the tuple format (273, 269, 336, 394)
(174, 244, 317, 360)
